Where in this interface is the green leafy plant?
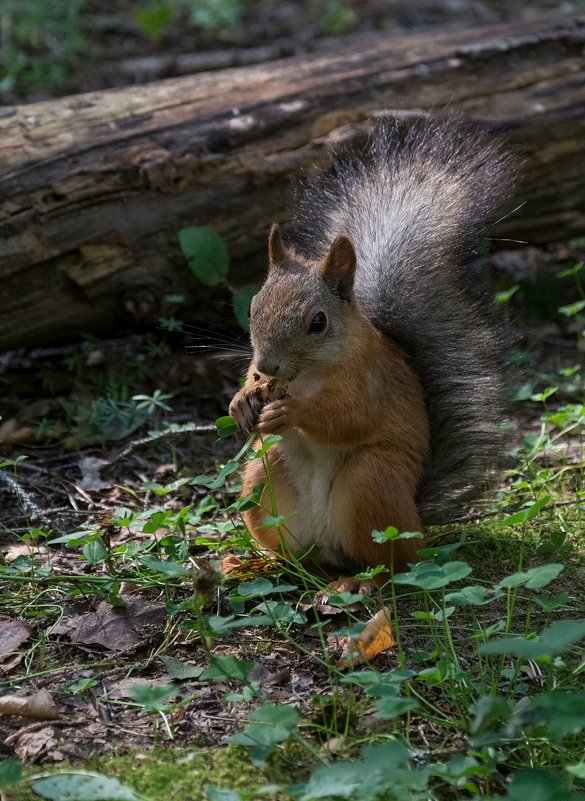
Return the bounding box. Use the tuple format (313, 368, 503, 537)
(178, 224, 260, 331)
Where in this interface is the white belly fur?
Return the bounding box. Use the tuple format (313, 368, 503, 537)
(273, 374, 349, 565)
(278, 430, 348, 566)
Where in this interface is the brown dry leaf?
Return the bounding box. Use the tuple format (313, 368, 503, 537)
(0, 688, 60, 720)
(220, 553, 244, 574)
(13, 726, 60, 762)
(0, 620, 31, 658)
(0, 417, 35, 445)
(337, 606, 395, 668)
(108, 677, 174, 700)
(3, 542, 48, 563)
(52, 597, 166, 651)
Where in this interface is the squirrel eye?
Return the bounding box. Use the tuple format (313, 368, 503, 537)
(308, 311, 327, 334)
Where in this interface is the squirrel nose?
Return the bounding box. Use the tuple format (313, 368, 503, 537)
(256, 360, 279, 377)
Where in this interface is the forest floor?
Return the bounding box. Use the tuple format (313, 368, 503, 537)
(1, 240, 585, 801)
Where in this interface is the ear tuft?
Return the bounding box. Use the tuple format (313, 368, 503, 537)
(319, 234, 357, 300)
(268, 223, 287, 270)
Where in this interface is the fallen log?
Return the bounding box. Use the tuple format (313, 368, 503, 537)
(0, 14, 584, 349)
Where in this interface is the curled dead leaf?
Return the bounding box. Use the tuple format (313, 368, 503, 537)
(220, 554, 244, 574)
(0, 688, 60, 720)
(336, 606, 395, 669)
(0, 417, 35, 445)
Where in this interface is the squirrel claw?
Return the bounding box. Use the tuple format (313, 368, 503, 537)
(256, 399, 290, 434)
(228, 390, 263, 436)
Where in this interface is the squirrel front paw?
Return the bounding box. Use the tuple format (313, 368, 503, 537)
(228, 389, 263, 436)
(256, 398, 294, 434)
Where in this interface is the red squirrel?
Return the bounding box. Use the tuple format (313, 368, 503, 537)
(229, 116, 515, 580)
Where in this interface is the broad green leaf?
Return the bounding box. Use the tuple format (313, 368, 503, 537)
(178, 226, 229, 285)
(372, 526, 399, 542)
(301, 742, 425, 801)
(254, 601, 306, 624)
(193, 460, 240, 490)
(478, 619, 585, 659)
(138, 556, 189, 577)
(228, 704, 299, 765)
(503, 768, 580, 801)
(254, 434, 282, 458)
(235, 578, 274, 597)
(496, 563, 564, 591)
(215, 416, 237, 438)
(393, 560, 472, 590)
(233, 579, 298, 598)
(445, 586, 503, 606)
(129, 683, 177, 711)
(559, 299, 585, 317)
(501, 495, 552, 526)
(494, 284, 519, 303)
(530, 387, 558, 403)
(323, 592, 365, 608)
(534, 593, 569, 612)
(83, 537, 108, 565)
(48, 530, 96, 545)
(0, 759, 21, 789)
(207, 614, 272, 632)
(470, 694, 512, 734)
(529, 692, 585, 740)
(136, 4, 173, 41)
(567, 763, 585, 780)
(201, 655, 253, 681)
(30, 772, 144, 800)
(375, 696, 419, 719)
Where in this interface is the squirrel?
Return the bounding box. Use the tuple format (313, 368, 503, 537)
(228, 115, 515, 580)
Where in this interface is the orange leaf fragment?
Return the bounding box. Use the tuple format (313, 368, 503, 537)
(337, 606, 395, 668)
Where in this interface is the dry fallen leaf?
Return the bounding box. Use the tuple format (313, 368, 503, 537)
(0, 620, 32, 658)
(3, 542, 48, 563)
(337, 606, 395, 668)
(0, 417, 36, 445)
(52, 597, 166, 651)
(13, 726, 60, 762)
(0, 688, 60, 721)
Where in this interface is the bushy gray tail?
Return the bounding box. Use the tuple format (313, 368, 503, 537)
(290, 115, 517, 523)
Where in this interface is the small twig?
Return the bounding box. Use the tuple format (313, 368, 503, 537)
(0, 468, 43, 520)
(4, 718, 85, 746)
(105, 423, 215, 469)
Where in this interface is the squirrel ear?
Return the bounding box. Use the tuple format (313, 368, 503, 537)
(268, 223, 287, 269)
(319, 235, 356, 300)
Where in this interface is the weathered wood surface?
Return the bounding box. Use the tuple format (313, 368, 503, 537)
(0, 14, 584, 349)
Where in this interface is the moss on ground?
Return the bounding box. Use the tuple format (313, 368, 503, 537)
(8, 745, 295, 801)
